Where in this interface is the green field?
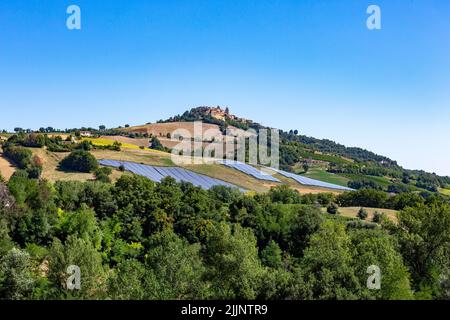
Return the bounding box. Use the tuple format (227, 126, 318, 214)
(341, 173, 392, 188)
(439, 188, 450, 196)
(298, 149, 351, 165)
(299, 168, 350, 187)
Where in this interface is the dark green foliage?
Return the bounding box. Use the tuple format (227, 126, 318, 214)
(372, 211, 386, 223)
(3, 146, 32, 169)
(0, 248, 34, 299)
(327, 202, 339, 215)
(348, 179, 383, 190)
(47, 235, 106, 299)
(288, 206, 323, 257)
(60, 150, 98, 173)
(261, 240, 283, 268)
(393, 204, 450, 299)
(268, 185, 301, 204)
(357, 207, 368, 220)
(149, 137, 165, 151)
(0, 166, 447, 300)
(203, 223, 266, 299)
(337, 189, 388, 208)
(76, 140, 93, 151)
(94, 167, 112, 183)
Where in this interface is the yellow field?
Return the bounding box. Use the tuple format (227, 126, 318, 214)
(439, 188, 450, 196)
(82, 137, 149, 151)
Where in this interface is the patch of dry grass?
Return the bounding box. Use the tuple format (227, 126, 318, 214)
(321, 206, 399, 222)
(0, 149, 16, 181)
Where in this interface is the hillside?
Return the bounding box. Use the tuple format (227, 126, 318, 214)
(119, 106, 450, 196)
(1, 106, 449, 197)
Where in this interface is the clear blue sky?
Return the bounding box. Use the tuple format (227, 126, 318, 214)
(0, 0, 449, 175)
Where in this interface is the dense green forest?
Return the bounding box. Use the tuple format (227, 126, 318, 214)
(0, 168, 449, 300)
(1, 114, 448, 300)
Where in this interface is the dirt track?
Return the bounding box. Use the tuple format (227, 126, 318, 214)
(0, 152, 15, 181)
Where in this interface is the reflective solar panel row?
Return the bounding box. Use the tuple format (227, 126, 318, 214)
(99, 159, 243, 191)
(266, 167, 354, 191)
(217, 160, 280, 182)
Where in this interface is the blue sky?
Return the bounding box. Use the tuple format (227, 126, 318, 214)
(0, 0, 449, 175)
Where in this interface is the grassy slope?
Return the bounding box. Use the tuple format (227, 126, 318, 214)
(0, 148, 16, 181)
(184, 163, 273, 193)
(299, 168, 350, 187)
(439, 188, 450, 196)
(321, 206, 399, 222)
(18, 136, 360, 194)
(30, 147, 172, 183)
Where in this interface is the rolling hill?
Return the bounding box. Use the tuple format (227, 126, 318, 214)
(1, 106, 449, 198)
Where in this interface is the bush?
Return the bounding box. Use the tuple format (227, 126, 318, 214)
(94, 167, 112, 183)
(348, 179, 383, 190)
(60, 150, 98, 173)
(3, 146, 32, 169)
(357, 207, 368, 220)
(372, 211, 386, 223)
(76, 140, 93, 151)
(149, 137, 165, 151)
(3, 146, 42, 179)
(327, 202, 339, 215)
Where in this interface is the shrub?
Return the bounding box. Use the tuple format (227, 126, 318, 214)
(372, 211, 386, 223)
(149, 137, 165, 151)
(3, 146, 32, 169)
(60, 150, 98, 173)
(327, 202, 339, 215)
(76, 140, 93, 151)
(357, 207, 368, 220)
(94, 167, 112, 183)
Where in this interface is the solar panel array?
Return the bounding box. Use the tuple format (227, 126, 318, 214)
(217, 160, 281, 182)
(99, 159, 243, 191)
(266, 167, 354, 191)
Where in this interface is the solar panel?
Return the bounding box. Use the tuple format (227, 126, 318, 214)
(265, 167, 353, 191)
(99, 159, 243, 191)
(217, 160, 280, 182)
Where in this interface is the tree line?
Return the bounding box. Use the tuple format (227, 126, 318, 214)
(0, 170, 448, 300)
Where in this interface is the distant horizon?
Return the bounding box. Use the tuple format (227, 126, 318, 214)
(1, 0, 449, 176)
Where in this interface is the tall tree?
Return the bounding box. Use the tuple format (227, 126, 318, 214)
(203, 223, 266, 299)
